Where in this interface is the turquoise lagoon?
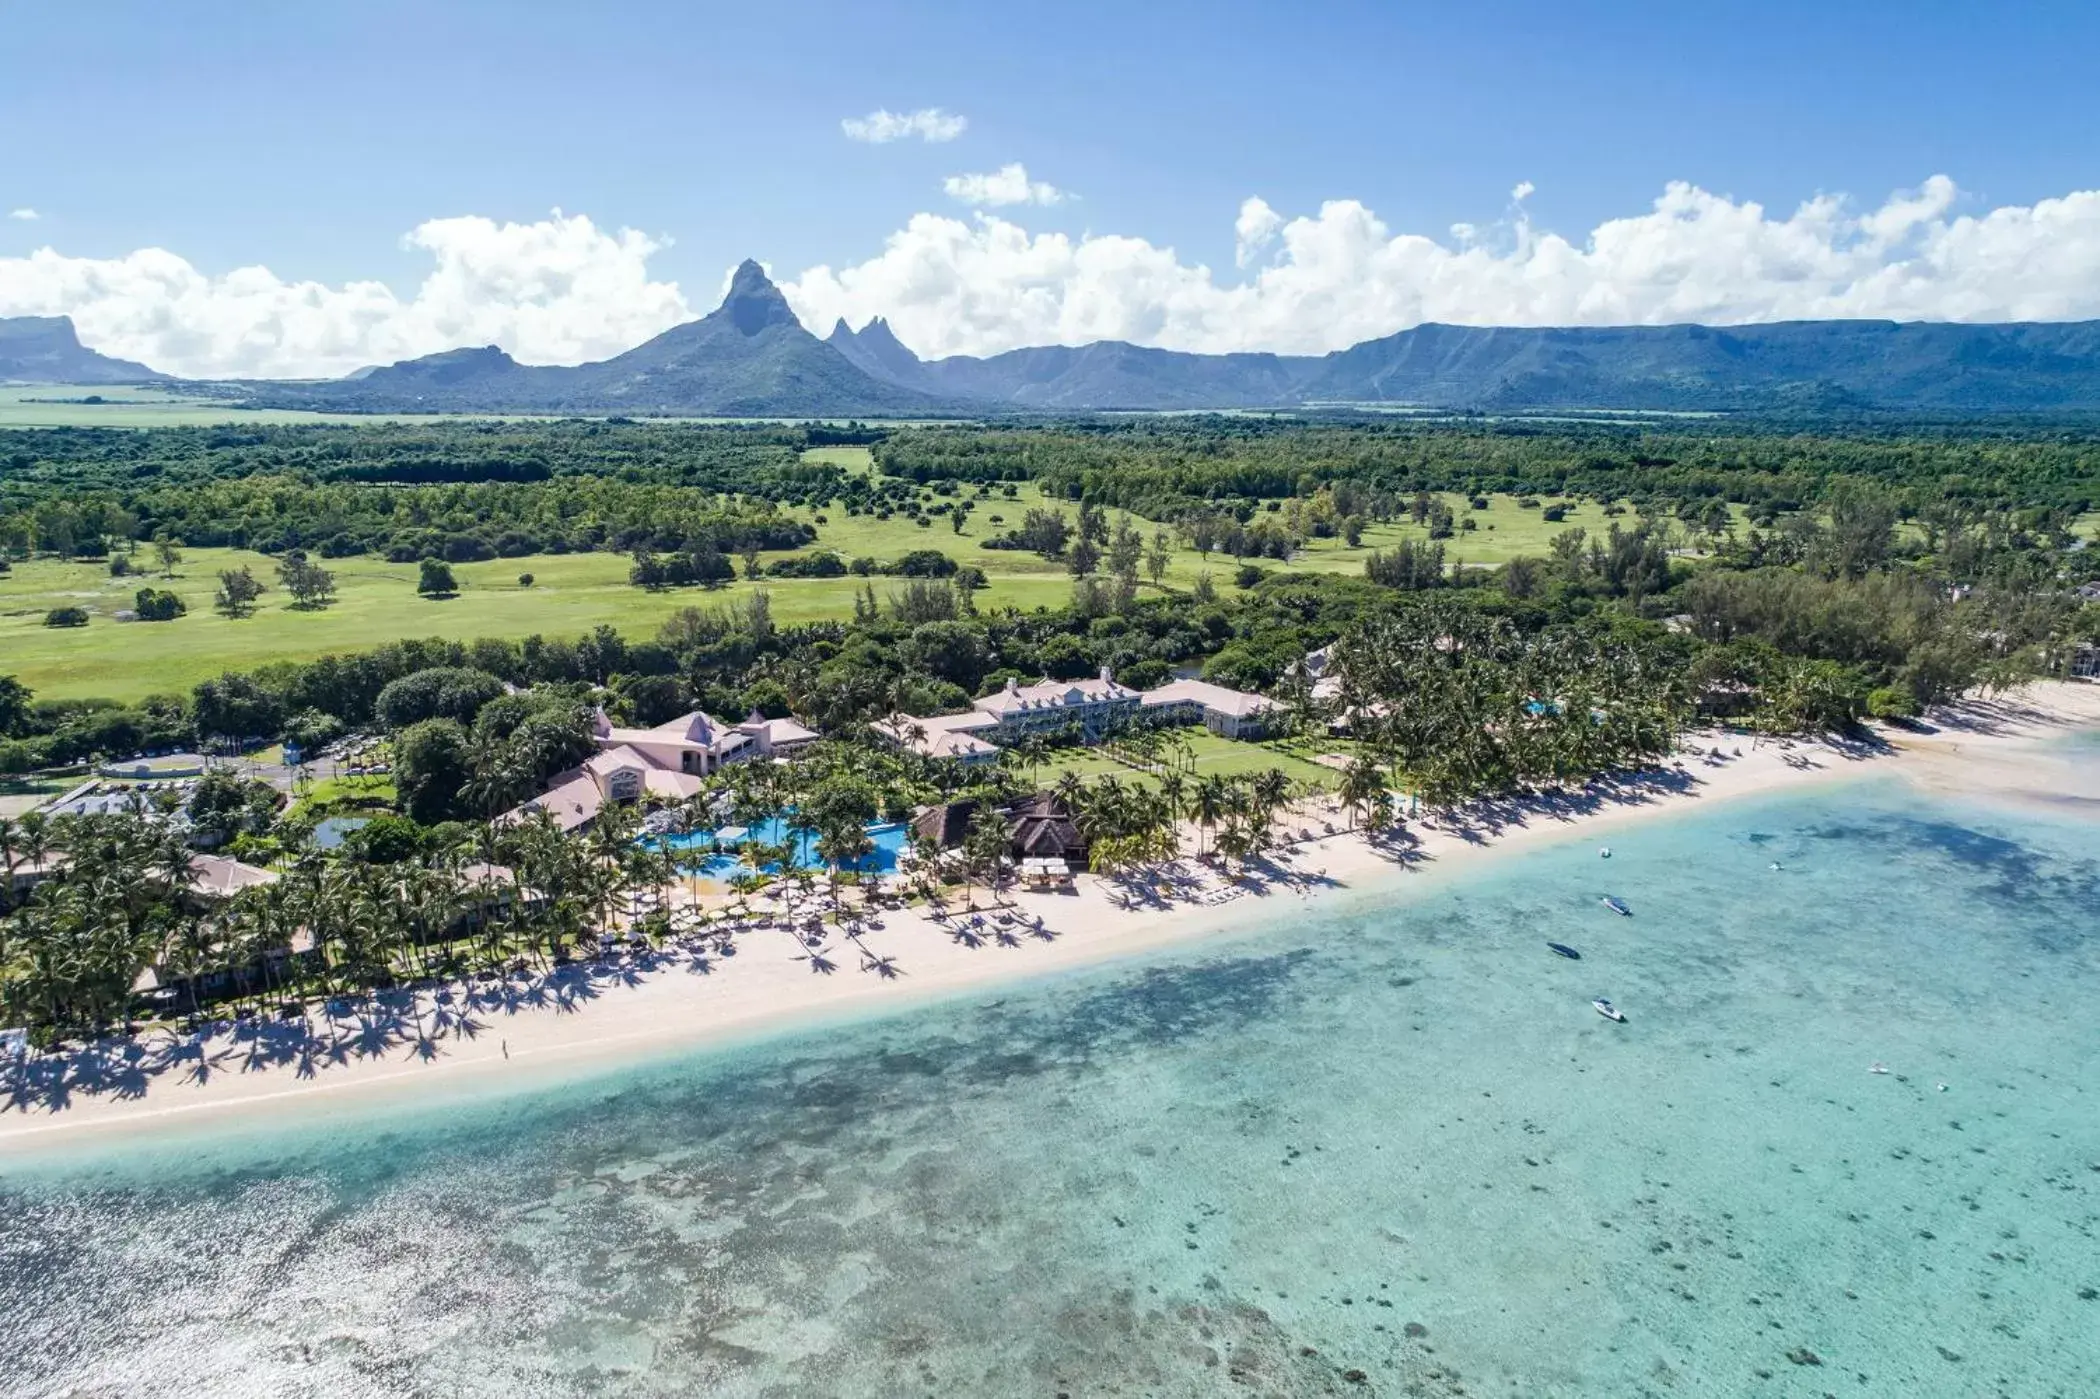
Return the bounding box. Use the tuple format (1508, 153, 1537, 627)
(3, 768, 2097, 1396)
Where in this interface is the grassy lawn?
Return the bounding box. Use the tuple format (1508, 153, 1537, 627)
(1173, 730, 1346, 790)
(0, 544, 1075, 702)
(1033, 728, 1347, 793)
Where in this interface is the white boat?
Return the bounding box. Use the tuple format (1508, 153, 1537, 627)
(1592, 998, 1627, 1023)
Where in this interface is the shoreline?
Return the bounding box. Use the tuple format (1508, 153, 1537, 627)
(6, 682, 2097, 1161)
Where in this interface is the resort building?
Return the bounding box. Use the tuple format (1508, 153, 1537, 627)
(910, 793, 1090, 870)
(1300, 645, 1344, 703)
(505, 708, 817, 832)
(590, 707, 815, 777)
(2072, 643, 2100, 680)
(881, 667, 1283, 762)
(184, 854, 280, 905)
(1139, 678, 1281, 739)
(874, 712, 1003, 766)
(970, 668, 1143, 742)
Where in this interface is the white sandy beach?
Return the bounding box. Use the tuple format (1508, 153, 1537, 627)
(5, 682, 2098, 1158)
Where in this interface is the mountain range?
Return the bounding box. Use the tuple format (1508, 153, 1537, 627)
(828, 311, 2100, 415)
(9, 260, 2100, 416)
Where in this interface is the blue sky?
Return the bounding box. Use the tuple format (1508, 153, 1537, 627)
(4, 0, 2097, 375)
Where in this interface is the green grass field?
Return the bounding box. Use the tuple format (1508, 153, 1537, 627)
(0, 385, 366, 428)
(1032, 730, 1348, 793)
(0, 444, 1716, 702)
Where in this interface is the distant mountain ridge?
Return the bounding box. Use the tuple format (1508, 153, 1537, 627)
(15, 265, 2100, 415)
(830, 315, 2100, 415)
(0, 315, 166, 384)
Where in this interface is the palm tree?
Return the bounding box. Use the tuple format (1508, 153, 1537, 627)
(814, 818, 873, 920)
(960, 805, 1010, 911)
(1051, 768, 1087, 815)
(1337, 756, 1386, 832)
(1191, 775, 1231, 860)
(1155, 770, 1187, 829)
(0, 815, 20, 913)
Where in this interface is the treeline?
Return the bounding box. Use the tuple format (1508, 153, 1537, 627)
(1, 475, 815, 564)
(875, 418, 2100, 519)
(0, 419, 807, 492)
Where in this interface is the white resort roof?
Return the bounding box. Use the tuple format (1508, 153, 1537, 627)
(874, 714, 1003, 761)
(186, 854, 279, 900)
(972, 671, 1136, 717)
(1138, 678, 1279, 719)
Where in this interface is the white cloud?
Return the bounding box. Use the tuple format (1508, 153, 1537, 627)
(942, 163, 1066, 208)
(0, 209, 694, 378)
(1233, 197, 1282, 268)
(1510, 181, 1535, 202)
(6, 208, 37, 221)
(840, 107, 968, 144)
(781, 176, 2100, 359)
(8, 175, 2100, 380)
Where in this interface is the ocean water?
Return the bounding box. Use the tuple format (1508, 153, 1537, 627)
(3, 771, 2097, 1397)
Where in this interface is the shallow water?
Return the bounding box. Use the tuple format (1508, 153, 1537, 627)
(4, 773, 2098, 1397)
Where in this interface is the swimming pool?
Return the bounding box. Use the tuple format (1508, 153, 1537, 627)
(649, 814, 910, 879)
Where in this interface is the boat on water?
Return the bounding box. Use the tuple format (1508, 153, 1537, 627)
(1601, 896, 1632, 916)
(1547, 942, 1582, 960)
(1593, 998, 1627, 1022)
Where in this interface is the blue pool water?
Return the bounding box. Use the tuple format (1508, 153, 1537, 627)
(4, 760, 2098, 1395)
(651, 814, 910, 878)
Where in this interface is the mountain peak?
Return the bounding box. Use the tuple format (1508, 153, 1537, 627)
(0, 312, 166, 383)
(0, 314, 84, 348)
(717, 258, 798, 336)
(856, 316, 910, 353)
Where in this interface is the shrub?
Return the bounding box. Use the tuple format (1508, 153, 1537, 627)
(417, 557, 460, 597)
(1866, 686, 1922, 721)
(517, 572, 535, 587)
(349, 814, 425, 864)
(893, 549, 957, 578)
(43, 606, 90, 628)
(1234, 564, 1266, 589)
(133, 588, 187, 621)
(766, 552, 848, 579)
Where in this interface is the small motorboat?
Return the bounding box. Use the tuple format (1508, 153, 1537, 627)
(1593, 998, 1627, 1023)
(1601, 896, 1632, 917)
(1598, 846, 1612, 859)
(1547, 942, 1582, 960)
